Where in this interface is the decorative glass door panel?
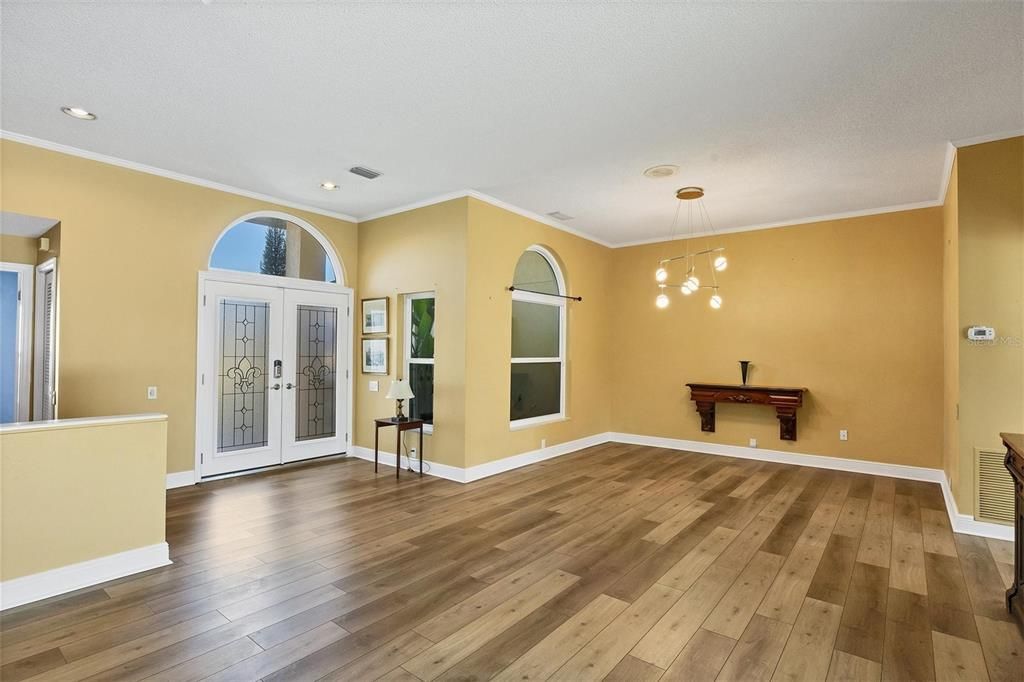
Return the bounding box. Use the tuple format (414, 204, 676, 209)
(201, 282, 283, 476)
(199, 280, 348, 478)
(281, 289, 346, 463)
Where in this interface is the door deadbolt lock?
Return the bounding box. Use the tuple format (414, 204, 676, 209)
(273, 359, 283, 379)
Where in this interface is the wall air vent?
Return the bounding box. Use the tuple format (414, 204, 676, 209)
(547, 211, 574, 221)
(349, 166, 381, 180)
(975, 447, 1015, 525)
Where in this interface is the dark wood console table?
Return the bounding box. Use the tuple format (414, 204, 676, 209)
(686, 383, 807, 441)
(1002, 432, 1023, 627)
(374, 417, 424, 479)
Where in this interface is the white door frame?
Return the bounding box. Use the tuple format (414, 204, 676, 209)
(194, 269, 354, 480)
(0, 262, 34, 423)
(34, 257, 57, 421)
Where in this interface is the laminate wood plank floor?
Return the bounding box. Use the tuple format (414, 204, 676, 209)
(2, 444, 1021, 681)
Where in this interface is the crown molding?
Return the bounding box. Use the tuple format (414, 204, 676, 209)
(950, 128, 1024, 149)
(358, 189, 616, 248)
(611, 198, 943, 249)
(0, 130, 359, 224)
(6, 128, 1018, 249)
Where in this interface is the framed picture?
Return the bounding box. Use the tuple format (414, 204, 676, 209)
(361, 297, 389, 334)
(361, 337, 389, 375)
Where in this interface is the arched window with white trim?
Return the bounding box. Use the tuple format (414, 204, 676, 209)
(510, 246, 566, 427)
(210, 212, 341, 283)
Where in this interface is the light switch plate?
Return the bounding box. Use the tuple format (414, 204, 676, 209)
(369, 380, 379, 392)
(749, 438, 757, 448)
(147, 386, 158, 400)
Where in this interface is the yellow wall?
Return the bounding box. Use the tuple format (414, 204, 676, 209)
(0, 140, 358, 474)
(609, 208, 945, 469)
(954, 136, 1024, 514)
(355, 199, 469, 467)
(0, 416, 167, 580)
(942, 155, 960, 496)
(464, 198, 613, 467)
(0, 234, 38, 265)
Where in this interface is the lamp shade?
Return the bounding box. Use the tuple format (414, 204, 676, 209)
(385, 379, 415, 400)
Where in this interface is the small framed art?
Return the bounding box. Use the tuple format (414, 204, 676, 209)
(361, 297, 389, 334)
(362, 337, 389, 374)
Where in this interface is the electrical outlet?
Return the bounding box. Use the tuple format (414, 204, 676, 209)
(749, 438, 757, 448)
(541, 438, 546, 449)
(368, 380, 379, 392)
(839, 429, 848, 441)
(147, 386, 158, 400)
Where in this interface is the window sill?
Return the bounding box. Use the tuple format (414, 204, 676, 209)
(509, 414, 567, 431)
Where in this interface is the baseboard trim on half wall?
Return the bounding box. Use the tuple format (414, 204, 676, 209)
(0, 542, 171, 611)
(166, 470, 197, 489)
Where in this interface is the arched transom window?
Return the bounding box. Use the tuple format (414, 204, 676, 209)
(210, 212, 340, 283)
(510, 245, 566, 427)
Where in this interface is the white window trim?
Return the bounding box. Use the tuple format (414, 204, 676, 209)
(510, 245, 567, 429)
(1, 262, 35, 423)
(404, 291, 435, 434)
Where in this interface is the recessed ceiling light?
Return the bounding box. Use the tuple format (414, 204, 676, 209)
(320, 181, 339, 191)
(643, 164, 679, 179)
(61, 106, 96, 120)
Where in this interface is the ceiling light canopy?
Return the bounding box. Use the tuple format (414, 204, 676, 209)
(61, 106, 96, 120)
(643, 164, 679, 179)
(653, 186, 728, 310)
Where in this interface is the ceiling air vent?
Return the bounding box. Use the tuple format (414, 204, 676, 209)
(349, 166, 381, 180)
(975, 448, 1015, 525)
(547, 211, 574, 221)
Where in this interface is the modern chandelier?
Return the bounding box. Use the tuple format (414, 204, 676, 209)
(654, 186, 728, 309)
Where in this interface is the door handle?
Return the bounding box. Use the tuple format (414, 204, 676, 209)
(285, 383, 295, 390)
(270, 383, 281, 390)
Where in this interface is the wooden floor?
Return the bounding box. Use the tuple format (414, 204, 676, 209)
(2, 444, 1021, 681)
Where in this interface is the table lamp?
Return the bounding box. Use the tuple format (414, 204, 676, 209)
(385, 379, 415, 420)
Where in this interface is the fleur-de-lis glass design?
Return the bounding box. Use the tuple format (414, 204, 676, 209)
(303, 356, 328, 389)
(226, 356, 263, 393)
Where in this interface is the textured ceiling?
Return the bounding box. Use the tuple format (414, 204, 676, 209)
(2, 2, 1021, 245)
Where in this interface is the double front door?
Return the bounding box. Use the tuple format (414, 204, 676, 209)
(198, 279, 350, 477)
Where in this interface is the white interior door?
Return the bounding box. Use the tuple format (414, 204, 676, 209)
(201, 281, 284, 476)
(199, 278, 350, 478)
(281, 289, 348, 463)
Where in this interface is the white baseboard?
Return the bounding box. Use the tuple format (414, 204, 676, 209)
(0, 542, 171, 611)
(938, 474, 1014, 541)
(170, 434, 1012, 541)
(351, 431, 613, 484)
(609, 432, 946, 483)
(464, 432, 612, 482)
(166, 470, 196, 489)
(349, 446, 469, 483)
(609, 432, 1014, 541)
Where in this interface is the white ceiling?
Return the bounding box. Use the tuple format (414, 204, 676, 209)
(0, 211, 58, 238)
(2, 2, 1021, 246)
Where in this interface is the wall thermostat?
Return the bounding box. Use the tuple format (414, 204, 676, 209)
(966, 326, 995, 341)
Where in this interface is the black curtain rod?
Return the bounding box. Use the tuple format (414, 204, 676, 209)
(507, 286, 583, 302)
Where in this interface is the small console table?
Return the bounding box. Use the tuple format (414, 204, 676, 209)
(686, 383, 807, 441)
(1001, 432, 1023, 628)
(374, 417, 424, 479)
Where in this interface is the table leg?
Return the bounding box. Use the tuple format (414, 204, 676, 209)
(419, 425, 424, 477)
(374, 425, 379, 473)
(396, 427, 401, 480)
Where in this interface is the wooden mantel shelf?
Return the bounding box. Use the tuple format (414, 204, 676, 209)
(686, 383, 807, 441)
